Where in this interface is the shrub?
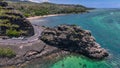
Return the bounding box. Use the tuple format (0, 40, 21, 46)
(24, 13, 31, 17)
(0, 48, 16, 58)
(6, 29, 21, 37)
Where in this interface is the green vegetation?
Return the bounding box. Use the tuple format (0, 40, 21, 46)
(0, 47, 16, 58)
(6, 29, 26, 37)
(8, 2, 88, 17)
(0, 1, 34, 37)
(0, 7, 24, 36)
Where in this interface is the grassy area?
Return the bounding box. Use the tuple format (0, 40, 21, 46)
(6, 29, 26, 37)
(0, 1, 34, 37)
(0, 47, 16, 58)
(0, 7, 25, 37)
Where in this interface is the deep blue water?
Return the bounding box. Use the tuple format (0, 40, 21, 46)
(28, 9, 120, 68)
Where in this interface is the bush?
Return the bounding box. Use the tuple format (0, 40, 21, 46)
(24, 13, 31, 17)
(0, 48, 16, 58)
(6, 29, 21, 37)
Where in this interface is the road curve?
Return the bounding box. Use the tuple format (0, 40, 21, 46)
(0, 25, 43, 45)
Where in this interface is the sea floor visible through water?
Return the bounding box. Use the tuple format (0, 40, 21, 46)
(27, 8, 120, 68)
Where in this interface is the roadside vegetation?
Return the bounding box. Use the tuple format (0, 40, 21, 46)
(8, 2, 89, 17)
(0, 47, 16, 58)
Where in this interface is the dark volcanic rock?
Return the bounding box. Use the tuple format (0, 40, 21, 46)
(40, 25, 109, 59)
(0, 1, 8, 7)
(0, 1, 34, 37)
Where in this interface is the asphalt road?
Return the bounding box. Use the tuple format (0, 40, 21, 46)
(0, 25, 43, 45)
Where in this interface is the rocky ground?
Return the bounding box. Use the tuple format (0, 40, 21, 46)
(0, 1, 68, 67)
(40, 25, 109, 59)
(0, 38, 68, 67)
(0, 25, 109, 67)
(0, 26, 69, 67)
(0, 1, 109, 67)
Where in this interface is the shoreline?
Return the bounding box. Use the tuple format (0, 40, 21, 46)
(0, 25, 70, 67)
(27, 14, 66, 20)
(0, 40, 70, 67)
(26, 11, 90, 20)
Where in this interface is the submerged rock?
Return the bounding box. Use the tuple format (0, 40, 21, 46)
(40, 25, 109, 59)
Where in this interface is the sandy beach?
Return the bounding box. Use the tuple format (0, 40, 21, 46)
(27, 14, 65, 20)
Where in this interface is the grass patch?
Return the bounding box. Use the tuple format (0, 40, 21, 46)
(0, 2, 29, 37)
(0, 47, 16, 58)
(6, 29, 26, 37)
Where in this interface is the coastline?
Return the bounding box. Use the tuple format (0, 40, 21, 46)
(27, 14, 66, 20)
(1, 43, 69, 68)
(26, 11, 90, 20)
(0, 26, 70, 67)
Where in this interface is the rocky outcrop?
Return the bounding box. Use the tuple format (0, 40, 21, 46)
(0, 1, 8, 7)
(0, 1, 34, 37)
(0, 40, 68, 67)
(40, 25, 109, 59)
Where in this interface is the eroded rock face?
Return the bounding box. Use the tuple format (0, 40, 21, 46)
(0, 1, 34, 37)
(40, 25, 109, 59)
(0, 1, 8, 7)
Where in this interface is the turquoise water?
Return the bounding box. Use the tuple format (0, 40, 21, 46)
(51, 56, 111, 68)
(29, 9, 120, 68)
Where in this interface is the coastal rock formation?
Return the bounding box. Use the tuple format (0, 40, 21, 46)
(0, 39, 68, 67)
(0, 1, 8, 7)
(0, 1, 34, 37)
(40, 25, 109, 59)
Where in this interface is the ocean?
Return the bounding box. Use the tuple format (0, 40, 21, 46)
(26, 9, 120, 68)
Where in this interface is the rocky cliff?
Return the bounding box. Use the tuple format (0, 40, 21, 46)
(40, 25, 109, 59)
(0, 1, 34, 37)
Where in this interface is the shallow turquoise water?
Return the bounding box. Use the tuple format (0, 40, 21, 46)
(51, 56, 111, 68)
(29, 9, 120, 68)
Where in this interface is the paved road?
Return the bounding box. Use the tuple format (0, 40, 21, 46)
(0, 25, 43, 45)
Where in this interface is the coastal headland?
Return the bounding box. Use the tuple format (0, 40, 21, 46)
(0, 1, 108, 67)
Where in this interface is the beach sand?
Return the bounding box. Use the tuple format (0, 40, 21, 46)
(27, 14, 65, 20)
